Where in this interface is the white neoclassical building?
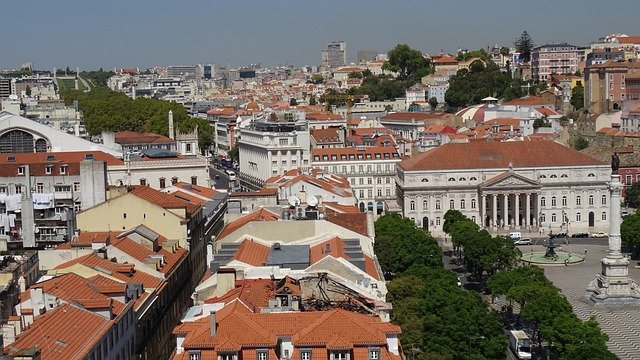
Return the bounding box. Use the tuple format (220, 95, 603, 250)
(396, 140, 611, 236)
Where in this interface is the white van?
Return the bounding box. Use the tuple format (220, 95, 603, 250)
(509, 232, 522, 240)
(225, 170, 236, 181)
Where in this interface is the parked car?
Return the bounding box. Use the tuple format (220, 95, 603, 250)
(571, 232, 589, 238)
(551, 232, 568, 239)
(514, 238, 533, 245)
(591, 232, 609, 238)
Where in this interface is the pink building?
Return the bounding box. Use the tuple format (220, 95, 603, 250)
(531, 43, 579, 81)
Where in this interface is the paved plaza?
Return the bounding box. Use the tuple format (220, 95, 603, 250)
(537, 242, 640, 360)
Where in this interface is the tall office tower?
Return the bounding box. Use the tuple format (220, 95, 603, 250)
(357, 50, 377, 64)
(321, 41, 347, 69)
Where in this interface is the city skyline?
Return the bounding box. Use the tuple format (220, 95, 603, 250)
(3, 0, 640, 70)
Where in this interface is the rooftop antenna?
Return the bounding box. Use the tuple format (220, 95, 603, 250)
(307, 195, 318, 207)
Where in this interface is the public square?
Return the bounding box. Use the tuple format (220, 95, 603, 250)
(524, 241, 640, 360)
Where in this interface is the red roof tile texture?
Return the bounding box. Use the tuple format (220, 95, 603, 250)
(6, 304, 114, 359)
(0, 151, 122, 177)
(398, 140, 605, 171)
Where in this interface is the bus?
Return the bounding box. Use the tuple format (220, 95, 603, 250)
(225, 170, 236, 181)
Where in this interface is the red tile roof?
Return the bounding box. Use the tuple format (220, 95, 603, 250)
(312, 146, 400, 162)
(233, 240, 270, 266)
(115, 131, 174, 145)
(398, 140, 605, 171)
(310, 128, 342, 144)
(131, 186, 201, 216)
(174, 308, 401, 359)
(218, 208, 281, 240)
(6, 304, 114, 359)
(0, 151, 122, 177)
(433, 55, 458, 64)
(380, 112, 454, 122)
(205, 279, 273, 312)
(324, 208, 369, 237)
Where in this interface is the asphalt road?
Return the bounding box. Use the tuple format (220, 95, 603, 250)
(209, 167, 231, 189)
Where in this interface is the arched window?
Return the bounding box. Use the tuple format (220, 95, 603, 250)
(576, 212, 581, 222)
(435, 217, 441, 226)
(601, 195, 607, 205)
(539, 174, 547, 178)
(435, 200, 441, 210)
(602, 212, 607, 221)
(589, 195, 594, 206)
(541, 197, 546, 207)
(459, 177, 466, 181)
(449, 199, 455, 209)
(562, 196, 567, 207)
(588, 173, 595, 178)
(576, 196, 581, 206)
(448, 177, 456, 182)
(0, 130, 36, 153)
(551, 196, 557, 207)
(470, 177, 477, 181)
(541, 213, 546, 223)
(410, 201, 415, 211)
(551, 213, 557, 223)
(471, 198, 477, 209)
(472, 215, 476, 223)
(460, 199, 466, 209)
(422, 200, 428, 210)
(421, 178, 429, 182)
(550, 174, 558, 178)
(561, 174, 568, 178)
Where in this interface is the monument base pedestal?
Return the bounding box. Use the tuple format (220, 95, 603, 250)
(586, 256, 640, 307)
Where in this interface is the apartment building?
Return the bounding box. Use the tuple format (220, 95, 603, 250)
(531, 43, 579, 81)
(311, 146, 401, 213)
(238, 120, 311, 189)
(321, 41, 347, 70)
(584, 60, 640, 113)
(0, 152, 114, 248)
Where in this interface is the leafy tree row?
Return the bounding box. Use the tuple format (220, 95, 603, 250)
(59, 87, 213, 151)
(621, 211, 640, 255)
(374, 213, 507, 360)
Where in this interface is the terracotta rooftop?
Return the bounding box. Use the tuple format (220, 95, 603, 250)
(6, 304, 114, 359)
(0, 151, 122, 177)
(218, 208, 281, 240)
(233, 240, 271, 267)
(398, 140, 605, 171)
(173, 308, 401, 360)
(380, 112, 454, 122)
(115, 131, 174, 145)
(131, 186, 201, 216)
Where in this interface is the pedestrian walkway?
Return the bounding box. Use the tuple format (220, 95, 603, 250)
(543, 243, 640, 360)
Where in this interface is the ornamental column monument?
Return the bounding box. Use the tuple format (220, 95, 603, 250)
(586, 152, 640, 306)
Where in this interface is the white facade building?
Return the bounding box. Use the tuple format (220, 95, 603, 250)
(238, 121, 311, 189)
(396, 140, 610, 236)
(311, 146, 401, 213)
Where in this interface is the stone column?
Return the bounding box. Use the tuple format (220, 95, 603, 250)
(609, 174, 623, 257)
(492, 194, 497, 229)
(515, 193, 520, 229)
(481, 194, 487, 229)
(526, 193, 531, 229)
(503, 193, 509, 228)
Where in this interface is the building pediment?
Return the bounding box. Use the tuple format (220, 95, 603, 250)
(480, 171, 541, 190)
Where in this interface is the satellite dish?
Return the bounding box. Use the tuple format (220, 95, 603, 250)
(288, 196, 301, 207)
(307, 195, 318, 207)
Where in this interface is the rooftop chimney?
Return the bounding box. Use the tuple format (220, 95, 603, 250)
(168, 110, 175, 140)
(210, 310, 217, 337)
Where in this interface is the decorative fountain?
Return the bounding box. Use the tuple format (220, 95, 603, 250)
(520, 232, 584, 266)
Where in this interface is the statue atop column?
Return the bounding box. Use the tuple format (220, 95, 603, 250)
(611, 152, 620, 174)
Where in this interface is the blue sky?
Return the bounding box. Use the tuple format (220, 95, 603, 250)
(3, 0, 640, 70)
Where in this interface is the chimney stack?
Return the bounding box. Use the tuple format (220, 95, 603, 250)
(210, 310, 217, 337)
(168, 110, 175, 140)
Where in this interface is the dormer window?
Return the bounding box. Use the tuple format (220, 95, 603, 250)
(18, 166, 25, 175)
(330, 351, 349, 360)
(60, 165, 68, 175)
(45, 165, 53, 174)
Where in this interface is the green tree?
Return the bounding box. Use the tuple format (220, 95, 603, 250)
(442, 210, 467, 234)
(309, 73, 324, 84)
(463, 233, 520, 279)
(514, 31, 534, 63)
(571, 133, 589, 150)
(533, 118, 551, 129)
(228, 144, 239, 162)
(428, 96, 438, 111)
(382, 44, 431, 81)
(541, 314, 614, 359)
(348, 71, 363, 79)
(621, 212, 640, 255)
(571, 83, 584, 110)
(520, 285, 572, 350)
(448, 219, 479, 254)
(487, 266, 550, 299)
(500, 46, 510, 57)
(445, 61, 519, 109)
(625, 182, 640, 208)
